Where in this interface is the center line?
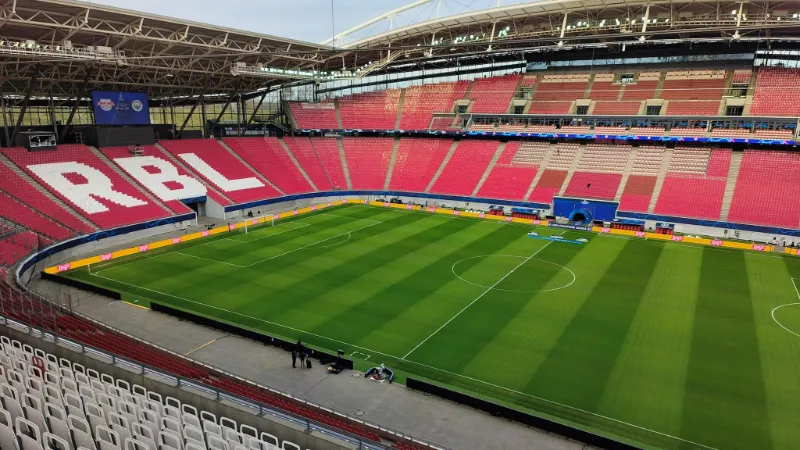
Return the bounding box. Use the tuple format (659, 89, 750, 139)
(402, 238, 557, 359)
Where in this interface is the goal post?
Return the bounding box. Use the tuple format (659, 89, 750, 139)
(241, 214, 273, 234)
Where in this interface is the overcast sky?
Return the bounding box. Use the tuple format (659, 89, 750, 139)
(92, 0, 421, 43)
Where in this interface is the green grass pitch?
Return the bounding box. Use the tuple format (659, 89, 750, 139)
(64, 204, 800, 450)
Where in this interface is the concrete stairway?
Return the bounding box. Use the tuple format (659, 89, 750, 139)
(306, 138, 336, 189)
(614, 147, 640, 202)
(154, 143, 234, 204)
(647, 148, 674, 213)
(523, 143, 558, 199)
(88, 146, 176, 214)
(217, 139, 285, 195)
(471, 142, 507, 197)
(719, 150, 743, 221)
(425, 140, 460, 192)
(335, 138, 353, 190)
(557, 144, 587, 196)
(0, 153, 98, 231)
(654, 71, 667, 98)
(333, 98, 344, 129)
(278, 138, 317, 191)
(384, 138, 401, 190)
(394, 89, 406, 130)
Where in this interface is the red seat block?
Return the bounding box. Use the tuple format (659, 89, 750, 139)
(342, 138, 393, 190)
(619, 175, 657, 212)
(224, 137, 314, 195)
(2, 145, 172, 229)
(430, 141, 499, 196)
(564, 172, 621, 200)
(728, 150, 800, 228)
(389, 138, 452, 192)
(287, 101, 339, 129)
(159, 139, 280, 204)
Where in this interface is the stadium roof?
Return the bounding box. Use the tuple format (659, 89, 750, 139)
(0, 0, 333, 99)
(3, 0, 800, 102)
(324, 0, 800, 73)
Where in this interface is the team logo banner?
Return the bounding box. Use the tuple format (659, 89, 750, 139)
(91, 91, 151, 125)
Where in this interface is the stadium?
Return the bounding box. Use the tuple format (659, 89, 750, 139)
(1, 0, 800, 449)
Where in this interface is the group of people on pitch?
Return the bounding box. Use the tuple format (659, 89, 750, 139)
(292, 340, 312, 369)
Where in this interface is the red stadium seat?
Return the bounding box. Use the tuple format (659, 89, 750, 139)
(2, 145, 173, 229)
(430, 141, 499, 196)
(224, 137, 314, 195)
(389, 138, 453, 192)
(342, 137, 393, 190)
(159, 139, 281, 204)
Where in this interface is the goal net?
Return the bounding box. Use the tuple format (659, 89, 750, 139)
(239, 214, 274, 234)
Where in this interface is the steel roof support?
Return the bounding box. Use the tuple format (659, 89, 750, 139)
(247, 90, 270, 125)
(176, 91, 206, 139)
(10, 68, 40, 145)
(59, 67, 93, 144)
(1, 90, 9, 147)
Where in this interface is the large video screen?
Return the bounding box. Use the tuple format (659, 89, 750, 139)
(91, 91, 151, 126)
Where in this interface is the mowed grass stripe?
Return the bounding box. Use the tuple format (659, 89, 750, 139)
(746, 255, 800, 449)
(95, 212, 382, 306)
(238, 212, 448, 321)
(455, 238, 602, 391)
(88, 206, 406, 310)
(680, 248, 771, 450)
(154, 210, 431, 323)
(405, 234, 629, 412)
(409, 238, 583, 377)
(598, 244, 701, 442)
(523, 241, 662, 423)
(304, 221, 529, 355)
(181, 209, 390, 266)
(276, 215, 485, 334)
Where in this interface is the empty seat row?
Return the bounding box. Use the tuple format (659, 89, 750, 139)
(0, 334, 306, 450)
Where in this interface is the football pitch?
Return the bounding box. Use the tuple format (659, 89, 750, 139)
(64, 204, 800, 450)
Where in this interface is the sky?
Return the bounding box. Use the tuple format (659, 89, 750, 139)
(92, 0, 427, 43)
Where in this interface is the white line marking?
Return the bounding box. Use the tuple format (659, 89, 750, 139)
(228, 222, 311, 243)
(89, 270, 716, 450)
(175, 252, 244, 267)
(319, 212, 382, 224)
(771, 278, 800, 339)
(241, 221, 381, 267)
(402, 238, 559, 359)
(94, 252, 171, 274)
(304, 233, 351, 249)
(451, 254, 576, 293)
(596, 233, 634, 240)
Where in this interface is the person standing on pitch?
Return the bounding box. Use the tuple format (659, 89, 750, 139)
(291, 349, 297, 368)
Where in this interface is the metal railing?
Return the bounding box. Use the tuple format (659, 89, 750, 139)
(0, 284, 447, 450)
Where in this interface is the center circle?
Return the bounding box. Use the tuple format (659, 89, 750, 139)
(452, 254, 575, 293)
(772, 303, 800, 339)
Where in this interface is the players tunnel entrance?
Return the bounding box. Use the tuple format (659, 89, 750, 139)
(568, 208, 593, 224)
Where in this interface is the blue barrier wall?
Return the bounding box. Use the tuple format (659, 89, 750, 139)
(17, 213, 197, 278)
(617, 211, 800, 236)
(225, 191, 551, 213)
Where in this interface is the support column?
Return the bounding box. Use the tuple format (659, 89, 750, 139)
(10, 68, 40, 144)
(60, 68, 94, 144)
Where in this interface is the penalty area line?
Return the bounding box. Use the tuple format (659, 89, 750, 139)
(87, 271, 717, 450)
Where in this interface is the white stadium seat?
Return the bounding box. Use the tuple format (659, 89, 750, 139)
(0, 336, 310, 450)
